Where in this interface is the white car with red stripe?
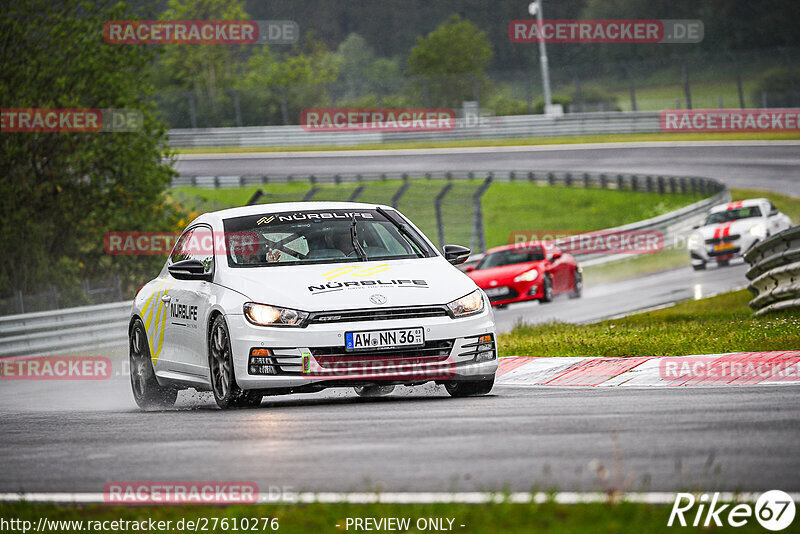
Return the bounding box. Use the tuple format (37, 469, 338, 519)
(688, 199, 791, 270)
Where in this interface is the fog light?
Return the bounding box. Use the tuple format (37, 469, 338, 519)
(249, 348, 277, 375)
(475, 351, 495, 362)
(528, 285, 539, 295)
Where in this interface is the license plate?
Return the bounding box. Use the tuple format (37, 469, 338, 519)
(713, 243, 735, 252)
(484, 287, 510, 297)
(345, 327, 424, 351)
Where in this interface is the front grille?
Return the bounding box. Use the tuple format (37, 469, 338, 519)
(310, 339, 454, 364)
(708, 247, 741, 257)
(308, 306, 450, 324)
(705, 234, 740, 245)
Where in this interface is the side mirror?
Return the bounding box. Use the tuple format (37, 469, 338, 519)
(443, 244, 471, 265)
(465, 265, 476, 273)
(692, 224, 701, 230)
(168, 259, 212, 281)
(769, 209, 779, 217)
(551, 251, 562, 261)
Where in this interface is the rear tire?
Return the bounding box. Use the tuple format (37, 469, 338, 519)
(445, 378, 494, 397)
(129, 318, 178, 410)
(539, 274, 553, 303)
(208, 315, 262, 409)
(354, 385, 395, 397)
(568, 269, 583, 299)
(717, 259, 730, 267)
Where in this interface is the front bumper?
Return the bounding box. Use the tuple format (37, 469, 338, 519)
(689, 234, 758, 264)
(482, 280, 542, 306)
(227, 307, 498, 390)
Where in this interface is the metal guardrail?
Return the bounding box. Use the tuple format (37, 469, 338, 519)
(2, 171, 727, 357)
(0, 301, 131, 357)
(745, 226, 800, 316)
(167, 111, 662, 148)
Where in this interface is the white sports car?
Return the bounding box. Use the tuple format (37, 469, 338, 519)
(688, 198, 792, 270)
(129, 202, 498, 409)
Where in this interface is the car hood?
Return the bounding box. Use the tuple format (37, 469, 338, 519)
(467, 262, 544, 287)
(217, 257, 478, 311)
(697, 218, 763, 239)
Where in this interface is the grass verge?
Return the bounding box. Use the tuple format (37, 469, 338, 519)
(172, 131, 800, 154)
(499, 290, 800, 358)
(2, 501, 791, 534)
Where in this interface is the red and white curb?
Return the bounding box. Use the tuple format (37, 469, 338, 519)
(496, 351, 800, 387)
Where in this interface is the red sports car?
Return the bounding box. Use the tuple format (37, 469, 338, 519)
(465, 241, 582, 307)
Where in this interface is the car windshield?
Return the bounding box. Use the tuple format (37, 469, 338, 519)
(476, 247, 545, 269)
(705, 206, 762, 225)
(222, 208, 433, 267)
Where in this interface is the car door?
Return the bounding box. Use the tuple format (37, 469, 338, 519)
(160, 225, 215, 383)
(546, 245, 569, 292)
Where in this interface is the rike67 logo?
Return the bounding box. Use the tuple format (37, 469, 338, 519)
(669, 490, 795, 531)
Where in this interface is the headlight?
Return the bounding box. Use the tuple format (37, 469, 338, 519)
(513, 268, 539, 282)
(687, 233, 702, 249)
(447, 289, 485, 318)
(243, 302, 309, 327)
(750, 224, 766, 239)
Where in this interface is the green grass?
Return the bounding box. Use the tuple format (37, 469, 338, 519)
(482, 184, 699, 249)
(172, 131, 800, 154)
(582, 246, 689, 287)
(173, 181, 703, 251)
(3, 501, 794, 534)
(499, 290, 800, 358)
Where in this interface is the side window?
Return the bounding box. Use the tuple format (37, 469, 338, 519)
(170, 226, 214, 273)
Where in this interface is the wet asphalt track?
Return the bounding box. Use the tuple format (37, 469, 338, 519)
(1, 142, 798, 495)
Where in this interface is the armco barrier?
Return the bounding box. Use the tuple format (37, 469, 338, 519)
(0, 301, 131, 358)
(2, 172, 727, 357)
(745, 226, 800, 315)
(167, 111, 662, 148)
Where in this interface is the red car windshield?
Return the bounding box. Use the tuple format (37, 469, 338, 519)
(476, 247, 545, 269)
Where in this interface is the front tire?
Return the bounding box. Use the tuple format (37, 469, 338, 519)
(539, 274, 553, 303)
(445, 378, 494, 397)
(129, 318, 178, 410)
(208, 315, 262, 409)
(692, 262, 706, 271)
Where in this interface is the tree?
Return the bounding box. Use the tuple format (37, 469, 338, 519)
(0, 0, 182, 299)
(407, 15, 493, 107)
(155, 0, 250, 126)
(238, 32, 339, 125)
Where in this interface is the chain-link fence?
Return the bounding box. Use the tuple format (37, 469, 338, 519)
(155, 47, 799, 128)
(0, 277, 123, 316)
(174, 171, 723, 260)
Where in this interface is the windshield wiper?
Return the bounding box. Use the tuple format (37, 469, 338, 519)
(350, 213, 368, 261)
(375, 206, 428, 257)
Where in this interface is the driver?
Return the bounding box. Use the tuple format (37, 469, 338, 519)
(324, 229, 355, 256)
